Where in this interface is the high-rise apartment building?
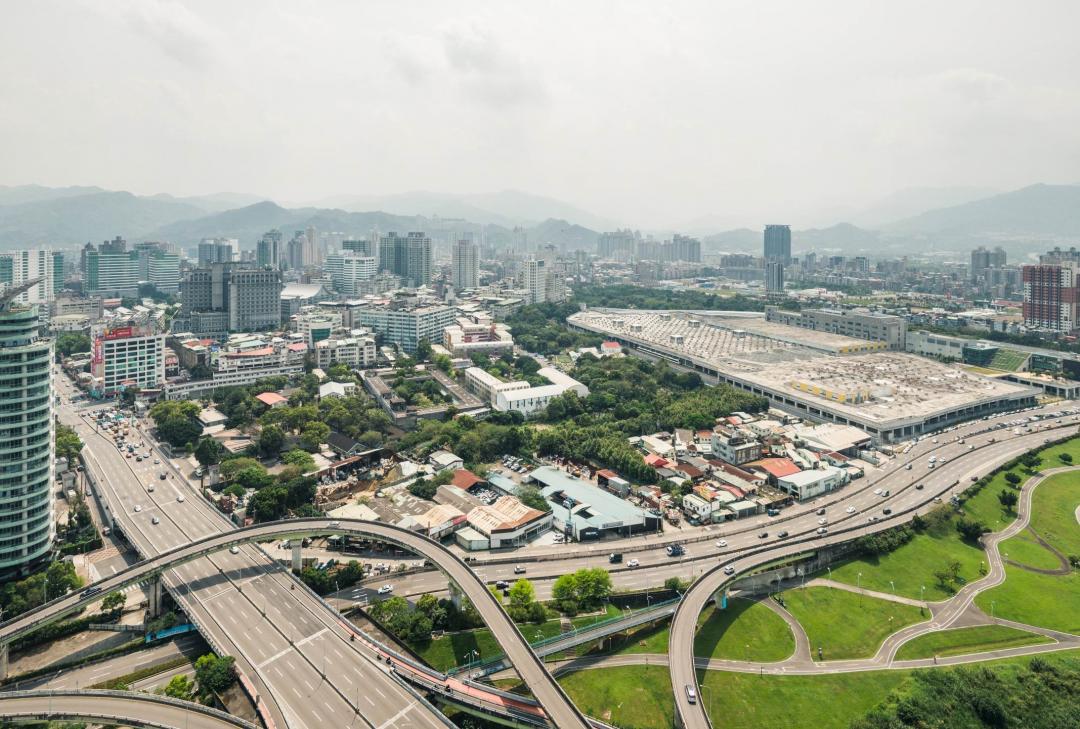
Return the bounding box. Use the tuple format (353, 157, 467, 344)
(90, 320, 166, 396)
(257, 229, 283, 269)
(523, 257, 566, 304)
(0, 295, 53, 576)
(356, 302, 456, 353)
(597, 230, 638, 261)
(178, 263, 283, 336)
(669, 234, 702, 263)
(0, 250, 64, 305)
(343, 238, 377, 258)
(764, 224, 792, 265)
(765, 260, 785, 296)
(971, 246, 1007, 282)
(325, 254, 377, 295)
(1022, 262, 1079, 332)
(85, 248, 140, 297)
(452, 237, 479, 290)
(379, 232, 432, 287)
(198, 238, 239, 266)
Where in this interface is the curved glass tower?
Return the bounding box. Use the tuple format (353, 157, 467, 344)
(0, 301, 53, 576)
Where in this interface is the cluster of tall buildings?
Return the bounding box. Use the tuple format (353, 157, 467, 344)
(1022, 247, 1080, 333)
(596, 230, 702, 263)
(80, 236, 180, 297)
(175, 262, 283, 337)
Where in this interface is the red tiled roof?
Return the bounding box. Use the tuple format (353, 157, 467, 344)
(287, 342, 308, 352)
(255, 392, 287, 406)
(747, 457, 801, 479)
(597, 469, 618, 479)
(717, 483, 746, 499)
(644, 454, 669, 467)
(227, 346, 273, 358)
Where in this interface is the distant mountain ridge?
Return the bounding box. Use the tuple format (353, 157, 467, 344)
(1, 182, 1078, 255)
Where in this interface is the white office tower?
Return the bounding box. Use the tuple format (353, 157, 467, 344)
(326, 254, 377, 296)
(452, 237, 480, 290)
(524, 257, 548, 304)
(0, 250, 63, 305)
(0, 293, 53, 577)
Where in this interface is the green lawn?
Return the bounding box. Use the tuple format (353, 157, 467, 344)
(780, 586, 926, 660)
(999, 531, 1063, 571)
(829, 529, 987, 602)
(895, 624, 1052, 660)
(694, 649, 1080, 729)
(693, 599, 796, 663)
(587, 598, 795, 663)
(973, 469, 1080, 634)
(989, 349, 1027, 372)
(560, 665, 674, 729)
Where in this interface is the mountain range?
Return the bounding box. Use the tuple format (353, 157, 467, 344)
(0, 182, 1077, 257)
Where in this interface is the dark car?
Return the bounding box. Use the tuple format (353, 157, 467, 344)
(758, 531, 768, 539)
(777, 530, 790, 539)
(609, 553, 623, 564)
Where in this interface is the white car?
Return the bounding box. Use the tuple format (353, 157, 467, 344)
(133, 505, 142, 512)
(230, 546, 240, 554)
(377, 585, 394, 595)
(176, 495, 185, 503)
(627, 558, 640, 568)
(818, 517, 827, 525)
(154, 459, 160, 464)
(816, 527, 828, 535)
(873, 488, 883, 496)
(722, 565, 736, 575)
(846, 506, 856, 514)
(716, 539, 728, 548)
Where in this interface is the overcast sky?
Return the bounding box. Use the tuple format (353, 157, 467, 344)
(2, 1, 1079, 228)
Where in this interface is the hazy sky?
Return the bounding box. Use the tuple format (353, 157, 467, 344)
(2, 1, 1079, 228)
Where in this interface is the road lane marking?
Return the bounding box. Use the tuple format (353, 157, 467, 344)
(375, 702, 414, 729)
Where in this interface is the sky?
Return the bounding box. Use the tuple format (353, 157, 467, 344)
(2, 0, 1079, 229)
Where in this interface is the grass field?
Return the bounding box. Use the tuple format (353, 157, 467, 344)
(780, 586, 926, 660)
(974, 469, 1080, 633)
(693, 599, 796, 663)
(989, 349, 1027, 372)
(588, 598, 795, 663)
(560, 665, 675, 729)
(894, 624, 1052, 660)
(999, 531, 1063, 570)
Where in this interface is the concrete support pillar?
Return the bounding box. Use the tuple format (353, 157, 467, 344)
(0, 642, 8, 681)
(148, 577, 164, 618)
(291, 542, 302, 572)
(448, 581, 464, 610)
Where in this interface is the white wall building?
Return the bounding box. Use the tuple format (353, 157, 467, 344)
(464, 366, 588, 418)
(325, 254, 376, 296)
(451, 238, 479, 290)
(314, 332, 377, 369)
(442, 313, 513, 357)
(776, 465, 848, 500)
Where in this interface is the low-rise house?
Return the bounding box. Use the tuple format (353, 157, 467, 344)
(776, 465, 849, 500)
(429, 450, 464, 472)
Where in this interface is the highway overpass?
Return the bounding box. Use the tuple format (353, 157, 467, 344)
(0, 690, 259, 729)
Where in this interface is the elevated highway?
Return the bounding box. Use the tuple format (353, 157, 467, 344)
(0, 517, 592, 729)
(0, 690, 259, 729)
(669, 426, 1071, 729)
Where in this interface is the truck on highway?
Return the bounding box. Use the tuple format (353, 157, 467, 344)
(666, 544, 685, 557)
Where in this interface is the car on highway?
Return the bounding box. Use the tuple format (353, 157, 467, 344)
(151, 516, 160, 525)
(513, 565, 526, 574)
(915, 483, 924, 490)
(722, 565, 735, 575)
(905, 464, 912, 470)
(873, 488, 883, 495)
(627, 558, 640, 568)
(377, 585, 394, 595)
(883, 507, 893, 515)
(716, 539, 727, 548)
(154, 458, 160, 464)
(147, 484, 155, 492)
(777, 530, 790, 539)
(816, 527, 828, 535)
(609, 553, 622, 563)
(230, 546, 240, 554)
(685, 685, 697, 704)
(176, 495, 185, 503)
(868, 515, 879, 522)
(816, 508, 826, 515)
(133, 505, 141, 512)
(846, 505, 856, 513)
(881, 490, 890, 497)
(758, 531, 768, 539)
(495, 580, 510, 589)
(818, 517, 827, 525)
(159, 472, 166, 480)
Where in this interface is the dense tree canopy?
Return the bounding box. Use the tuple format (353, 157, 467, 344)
(149, 400, 203, 448)
(56, 332, 91, 358)
(55, 424, 84, 464)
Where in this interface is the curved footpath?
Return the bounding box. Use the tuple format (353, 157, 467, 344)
(0, 518, 592, 729)
(669, 432, 1079, 729)
(0, 690, 259, 729)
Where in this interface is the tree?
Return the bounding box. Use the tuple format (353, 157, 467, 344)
(415, 338, 434, 363)
(55, 424, 84, 464)
(517, 486, 551, 513)
(997, 489, 1019, 511)
(1059, 452, 1073, 464)
(234, 466, 273, 490)
(257, 424, 285, 457)
(249, 486, 288, 522)
(664, 576, 688, 592)
(194, 437, 225, 468)
(956, 518, 986, 542)
(933, 568, 953, 590)
(408, 479, 438, 500)
(194, 654, 236, 696)
(1021, 453, 1043, 472)
(508, 579, 536, 610)
(299, 421, 330, 452)
(100, 591, 126, 616)
(56, 332, 91, 357)
(161, 674, 195, 701)
(1004, 472, 1021, 486)
(282, 449, 316, 472)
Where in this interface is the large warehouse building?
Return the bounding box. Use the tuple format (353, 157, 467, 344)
(568, 309, 1038, 443)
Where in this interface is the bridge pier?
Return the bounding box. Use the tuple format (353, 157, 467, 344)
(0, 642, 8, 681)
(448, 581, 464, 610)
(291, 543, 302, 572)
(147, 577, 164, 618)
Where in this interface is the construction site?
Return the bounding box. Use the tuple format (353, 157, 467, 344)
(568, 309, 1039, 442)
